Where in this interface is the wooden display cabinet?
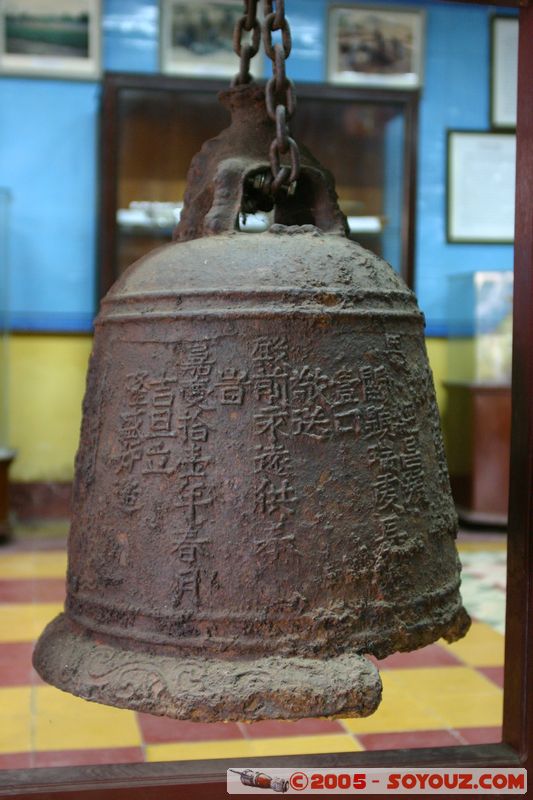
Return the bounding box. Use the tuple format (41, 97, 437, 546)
(98, 72, 419, 297)
(444, 382, 511, 525)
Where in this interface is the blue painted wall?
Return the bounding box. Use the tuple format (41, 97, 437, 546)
(0, 0, 516, 334)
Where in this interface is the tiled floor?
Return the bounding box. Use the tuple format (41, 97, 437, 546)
(0, 526, 506, 769)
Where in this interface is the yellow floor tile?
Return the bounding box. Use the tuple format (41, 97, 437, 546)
(387, 666, 500, 698)
(424, 691, 503, 729)
(457, 541, 506, 553)
(440, 621, 505, 667)
(0, 604, 62, 642)
(341, 673, 445, 734)
(0, 687, 32, 754)
(354, 668, 503, 732)
(146, 734, 360, 763)
(0, 552, 67, 580)
(34, 686, 142, 751)
(146, 738, 259, 763)
(251, 734, 362, 757)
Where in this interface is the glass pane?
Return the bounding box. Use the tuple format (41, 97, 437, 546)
(292, 97, 406, 270)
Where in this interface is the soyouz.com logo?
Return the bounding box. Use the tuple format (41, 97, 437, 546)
(227, 767, 527, 794)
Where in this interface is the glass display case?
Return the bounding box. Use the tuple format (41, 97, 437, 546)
(444, 270, 513, 525)
(99, 73, 419, 297)
(448, 270, 513, 384)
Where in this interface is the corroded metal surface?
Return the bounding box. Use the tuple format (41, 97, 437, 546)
(35, 614, 382, 720)
(33, 85, 469, 721)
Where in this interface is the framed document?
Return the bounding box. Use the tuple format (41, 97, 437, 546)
(0, 0, 101, 80)
(160, 0, 262, 78)
(447, 131, 516, 244)
(490, 16, 518, 129)
(327, 5, 424, 89)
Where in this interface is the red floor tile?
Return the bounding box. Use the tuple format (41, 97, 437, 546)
(137, 713, 244, 744)
(0, 752, 33, 770)
(33, 748, 144, 767)
(377, 643, 464, 670)
(357, 729, 463, 751)
(477, 666, 504, 689)
(455, 726, 502, 745)
(240, 718, 344, 738)
(0, 579, 65, 603)
(0, 642, 35, 686)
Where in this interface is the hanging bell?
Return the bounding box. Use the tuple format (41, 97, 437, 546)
(33, 84, 470, 722)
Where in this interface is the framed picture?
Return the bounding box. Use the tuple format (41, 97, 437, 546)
(0, 0, 101, 80)
(447, 130, 516, 244)
(491, 16, 518, 129)
(327, 5, 424, 89)
(160, 0, 263, 78)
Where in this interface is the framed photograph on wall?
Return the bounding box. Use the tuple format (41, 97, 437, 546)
(160, 0, 262, 78)
(0, 0, 101, 80)
(447, 130, 516, 244)
(491, 16, 518, 129)
(327, 5, 424, 89)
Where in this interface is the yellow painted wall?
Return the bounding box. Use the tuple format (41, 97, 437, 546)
(8, 335, 92, 482)
(425, 338, 448, 416)
(6, 333, 463, 483)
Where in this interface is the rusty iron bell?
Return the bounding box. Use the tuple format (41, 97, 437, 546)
(33, 84, 470, 722)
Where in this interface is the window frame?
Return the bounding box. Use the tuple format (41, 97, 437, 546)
(1, 2, 531, 797)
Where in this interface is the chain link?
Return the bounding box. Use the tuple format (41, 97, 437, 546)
(232, 0, 261, 86)
(262, 0, 300, 195)
(232, 0, 300, 196)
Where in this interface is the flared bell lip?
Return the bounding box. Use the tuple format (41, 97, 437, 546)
(33, 613, 383, 722)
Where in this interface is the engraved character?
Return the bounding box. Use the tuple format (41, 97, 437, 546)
(176, 543, 198, 565)
(333, 407, 358, 434)
(117, 480, 143, 513)
(360, 365, 387, 404)
(255, 478, 297, 518)
(176, 481, 213, 522)
(254, 443, 292, 476)
(125, 371, 150, 407)
(292, 405, 332, 440)
(254, 375, 289, 406)
(331, 368, 360, 406)
(254, 405, 289, 440)
(177, 411, 209, 443)
(180, 384, 213, 409)
(174, 570, 198, 605)
(142, 440, 174, 475)
(254, 521, 297, 558)
(118, 409, 144, 443)
(290, 366, 330, 405)
(374, 472, 403, 513)
(177, 444, 209, 478)
(385, 333, 407, 369)
(216, 368, 247, 405)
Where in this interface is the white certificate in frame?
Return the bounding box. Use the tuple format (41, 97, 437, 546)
(491, 16, 518, 130)
(447, 131, 516, 244)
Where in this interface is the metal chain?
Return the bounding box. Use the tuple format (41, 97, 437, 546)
(263, 0, 300, 194)
(232, 0, 261, 86)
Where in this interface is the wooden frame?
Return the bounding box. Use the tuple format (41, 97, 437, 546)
(446, 129, 516, 243)
(326, 4, 425, 89)
(490, 15, 518, 130)
(1, 4, 531, 797)
(98, 74, 419, 296)
(159, 0, 263, 79)
(0, 0, 101, 81)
